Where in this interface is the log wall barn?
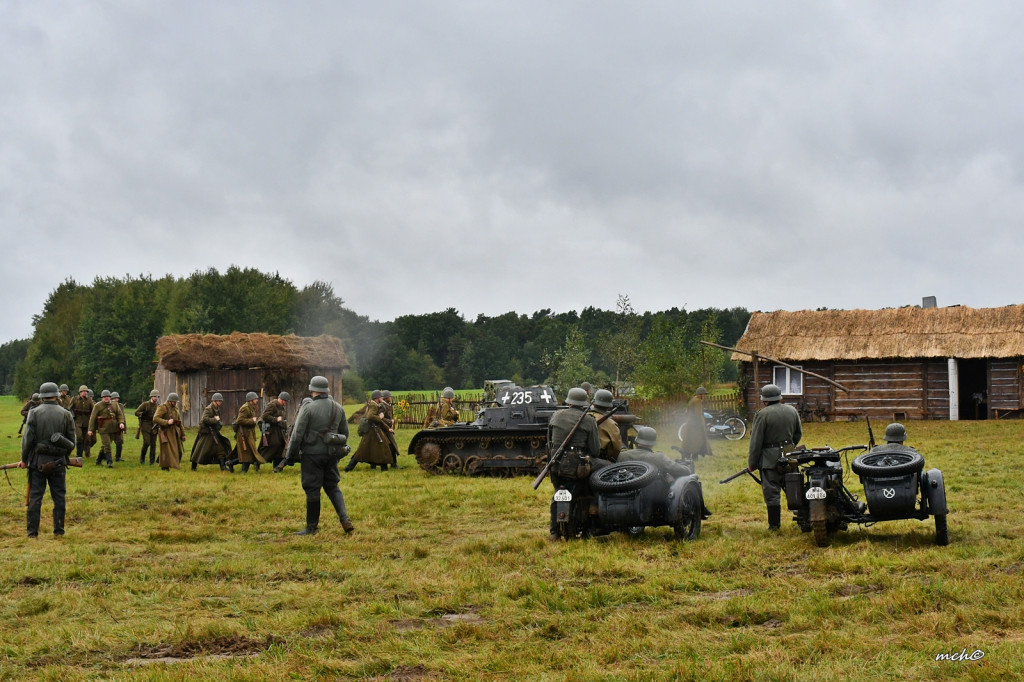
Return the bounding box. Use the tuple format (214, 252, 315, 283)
(735, 305, 1024, 421)
(153, 333, 349, 427)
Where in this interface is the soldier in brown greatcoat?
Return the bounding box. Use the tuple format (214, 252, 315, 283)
(135, 390, 160, 464)
(70, 385, 95, 459)
(345, 390, 393, 471)
(109, 392, 127, 461)
(679, 386, 713, 459)
(88, 390, 124, 468)
(227, 392, 264, 473)
(429, 387, 460, 427)
(190, 393, 233, 471)
(258, 392, 290, 468)
(380, 390, 401, 466)
(153, 392, 187, 470)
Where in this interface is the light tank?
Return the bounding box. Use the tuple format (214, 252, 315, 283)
(411, 385, 636, 476)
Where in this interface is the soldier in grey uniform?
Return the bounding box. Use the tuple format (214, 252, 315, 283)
(546, 387, 606, 541)
(619, 426, 692, 478)
(19, 382, 77, 537)
(283, 376, 355, 536)
(871, 423, 918, 454)
(589, 389, 623, 462)
(747, 384, 803, 530)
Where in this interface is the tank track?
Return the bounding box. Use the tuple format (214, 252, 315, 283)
(413, 433, 548, 476)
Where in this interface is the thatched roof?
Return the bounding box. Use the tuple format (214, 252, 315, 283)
(734, 305, 1024, 361)
(156, 333, 350, 372)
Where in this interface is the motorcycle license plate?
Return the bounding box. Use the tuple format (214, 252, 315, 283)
(805, 486, 827, 500)
(553, 489, 572, 502)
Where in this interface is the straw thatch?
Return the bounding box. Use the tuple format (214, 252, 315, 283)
(734, 305, 1024, 362)
(156, 333, 350, 372)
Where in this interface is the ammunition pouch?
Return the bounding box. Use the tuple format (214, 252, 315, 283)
(323, 432, 348, 458)
(555, 450, 592, 479)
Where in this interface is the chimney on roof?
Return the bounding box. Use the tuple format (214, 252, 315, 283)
(922, 296, 937, 309)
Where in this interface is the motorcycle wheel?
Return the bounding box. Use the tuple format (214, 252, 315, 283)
(810, 498, 829, 547)
(723, 417, 746, 441)
(935, 514, 949, 546)
(591, 461, 659, 493)
(851, 451, 925, 477)
(673, 486, 702, 541)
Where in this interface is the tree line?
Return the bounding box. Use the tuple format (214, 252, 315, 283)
(3, 268, 749, 405)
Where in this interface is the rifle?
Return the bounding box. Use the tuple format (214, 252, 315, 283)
(0, 459, 82, 470)
(260, 421, 270, 447)
(135, 418, 142, 440)
(866, 416, 876, 450)
(720, 467, 761, 485)
(17, 414, 26, 436)
(532, 398, 598, 490)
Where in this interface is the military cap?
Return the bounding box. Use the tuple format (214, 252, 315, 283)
(371, 389, 383, 400)
(78, 385, 89, 393)
(59, 384, 69, 392)
(211, 393, 224, 402)
(760, 384, 783, 403)
(167, 393, 179, 402)
(382, 390, 392, 398)
(100, 389, 111, 398)
(110, 392, 120, 399)
(245, 391, 259, 402)
(309, 376, 330, 393)
(442, 387, 455, 399)
(149, 389, 160, 398)
(278, 392, 291, 402)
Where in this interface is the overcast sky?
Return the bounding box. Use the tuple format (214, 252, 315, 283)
(3, 1, 1023, 344)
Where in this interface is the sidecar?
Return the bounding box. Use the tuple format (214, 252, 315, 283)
(553, 461, 707, 541)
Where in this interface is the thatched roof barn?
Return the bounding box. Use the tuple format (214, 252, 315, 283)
(154, 333, 350, 427)
(735, 304, 1024, 421)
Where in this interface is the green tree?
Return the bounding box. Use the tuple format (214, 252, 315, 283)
(0, 338, 31, 394)
(14, 279, 88, 398)
(547, 325, 592, 398)
(596, 294, 643, 389)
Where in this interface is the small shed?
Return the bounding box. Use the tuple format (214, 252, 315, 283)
(734, 305, 1024, 421)
(154, 333, 350, 427)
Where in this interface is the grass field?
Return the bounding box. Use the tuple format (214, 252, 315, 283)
(0, 395, 1021, 680)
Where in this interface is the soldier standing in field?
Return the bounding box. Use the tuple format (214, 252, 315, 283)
(258, 392, 290, 469)
(589, 389, 623, 462)
(227, 392, 263, 473)
(345, 390, 393, 471)
(135, 390, 160, 465)
(153, 392, 186, 470)
(190, 393, 233, 471)
(18, 382, 77, 537)
(21, 393, 42, 418)
(70, 385, 95, 458)
(57, 384, 73, 411)
(88, 390, 124, 468)
(284, 375, 354, 535)
(110, 392, 127, 461)
(380, 390, 401, 466)
(679, 386, 713, 458)
(747, 384, 803, 531)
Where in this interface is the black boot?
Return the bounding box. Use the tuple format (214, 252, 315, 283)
(343, 461, 356, 472)
(27, 506, 40, 538)
(768, 505, 781, 531)
(191, 461, 198, 471)
(139, 445, 147, 465)
(294, 498, 320, 535)
(115, 443, 123, 461)
(327, 489, 353, 533)
(240, 463, 250, 474)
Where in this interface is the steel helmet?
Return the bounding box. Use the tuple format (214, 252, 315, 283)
(149, 389, 160, 398)
(167, 393, 179, 402)
(565, 387, 588, 407)
(59, 384, 69, 393)
(382, 390, 392, 398)
(39, 382, 60, 399)
(760, 384, 783, 403)
(211, 393, 224, 402)
(634, 426, 658, 448)
(31, 393, 41, 401)
(100, 389, 111, 398)
(278, 392, 291, 402)
(884, 423, 907, 443)
(110, 392, 120, 399)
(442, 387, 455, 399)
(245, 391, 259, 402)
(371, 390, 383, 400)
(593, 389, 614, 410)
(695, 386, 708, 395)
(78, 385, 89, 393)
(309, 375, 330, 393)
(580, 381, 593, 394)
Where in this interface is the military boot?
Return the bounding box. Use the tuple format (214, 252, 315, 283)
(27, 507, 41, 538)
(768, 505, 781, 531)
(240, 463, 250, 474)
(326, 489, 354, 533)
(115, 443, 123, 461)
(191, 461, 198, 471)
(294, 499, 320, 535)
(139, 446, 147, 465)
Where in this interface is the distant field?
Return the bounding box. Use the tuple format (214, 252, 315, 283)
(0, 395, 1020, 679)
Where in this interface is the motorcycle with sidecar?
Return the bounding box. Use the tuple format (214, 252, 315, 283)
(551, 448, 709, 541)
(776, 444, 949, 547)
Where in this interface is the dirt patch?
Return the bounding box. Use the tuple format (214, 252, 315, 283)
(1001, 562, 1022, 574)
(17, 576, 50, 586)
(374, 664, 438, 680)
(123, 634, 282, 666)
(391, 619, 426, 632)
(838, 584, 882, 597)
(300, 624, 335, 638)
(702, 589, 753, 600)
(436, 612, 486, 627)
(761, 618, 783, 628)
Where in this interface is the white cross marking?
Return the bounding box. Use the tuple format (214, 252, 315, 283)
(540, 390, 552, 403)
